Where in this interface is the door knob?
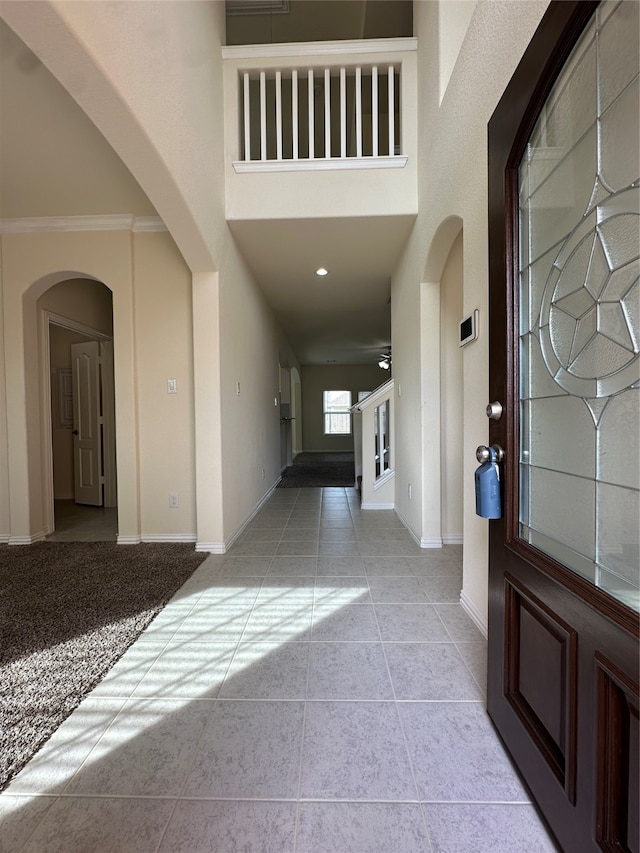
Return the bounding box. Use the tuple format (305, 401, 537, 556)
(476, 444, 504, 463)
(72, 429, 79, 436)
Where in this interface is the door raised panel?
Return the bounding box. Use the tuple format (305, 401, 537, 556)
(596, 653, 639, 853)
(504, 574, 577, 802)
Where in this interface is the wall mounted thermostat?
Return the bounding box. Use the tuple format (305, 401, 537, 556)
(459, 309, 479, 347)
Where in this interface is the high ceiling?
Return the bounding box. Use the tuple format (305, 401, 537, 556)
(226, 0, 414, 367)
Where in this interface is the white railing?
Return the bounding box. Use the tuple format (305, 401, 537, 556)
(240, 64, 399, 163)
(223, 39, 417, 173)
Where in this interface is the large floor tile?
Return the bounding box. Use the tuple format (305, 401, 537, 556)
(314, 577, 371, 607)
(423, 803, 558, 852)
(363, 556, 414, 576)
(131, 642, 237, 699)
(316, 555, 366, 576)
(307, 642, 393, 699)
(296, 802, 430, 853)
(64, 698, 211, 797)
(456, 642, 488, 698)
(374, 602, 451, 642)
(420, 575, 464, 603)
(168, 609, 249, 643)
(435, 603, 486, 642)
(241, 606, 313, 641)
(300, 701, 417, 800)
(311, 602, 379, 641)
(158, 800, 297, 853)
(275, 541, 319, 557)
(0, 795, 57, 851)
(384, 643, 484, 700)
(368, 576, 430, 603)
(218, 556, 272, 576)
(267, 556, 318, 575)
(90, 642, 167, 697)
(399, 702, 530, 802)
(219, 642, 310, 699)
(182, 700, 305, 798)
(5, 698, 126, 795)
(357, 541, 408, 557)
(20, 796, 174, 853)
(318, 541, 361, 556)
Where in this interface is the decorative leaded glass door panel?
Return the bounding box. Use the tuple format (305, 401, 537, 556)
(518, 0, 639, 610)
(487, 3, 639, 850)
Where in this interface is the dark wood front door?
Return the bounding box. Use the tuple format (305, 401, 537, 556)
(487, 3, 639, 851)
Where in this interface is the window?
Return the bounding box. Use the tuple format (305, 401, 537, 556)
(323, 390, 352, 435)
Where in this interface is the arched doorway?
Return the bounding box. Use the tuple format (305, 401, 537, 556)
(37, 278, 116, 540)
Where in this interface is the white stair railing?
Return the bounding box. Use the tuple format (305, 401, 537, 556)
(238, 63, 400, 164)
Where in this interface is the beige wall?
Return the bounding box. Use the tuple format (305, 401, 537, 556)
(133, 232, 198, 540)
(0, 227, 200, 544)
(219, 235, 300, 542)
(301, 364, 388, 452)
(0, 3, 301, 551)
(392, 0, 549, 630)
(0, 20, 156, 219)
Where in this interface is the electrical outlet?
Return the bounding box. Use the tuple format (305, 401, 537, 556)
(408, 483, 412, 499)
(261, 468, 266, 479)
(169, 492, 179, 508)
(236, 382, 241, 396)
(167, 378, 177, 394)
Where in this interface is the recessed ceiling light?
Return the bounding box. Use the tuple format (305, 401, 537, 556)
(315, 267, 329, 276)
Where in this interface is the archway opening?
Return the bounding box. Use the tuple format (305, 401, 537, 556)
(36, 277, 116, 541)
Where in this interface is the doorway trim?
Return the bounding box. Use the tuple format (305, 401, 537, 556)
(40, 309, 114, 535)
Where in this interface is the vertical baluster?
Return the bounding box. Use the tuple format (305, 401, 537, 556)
(243, 72, 251, 161)
(388, 65, 395, 156)
(324, 68, 331, 158)
(308, 69, 315, 160)
(292, 69, 299, 160)
(340, 67, 346, 159)
(260, 70, 267, 161)
(355, 66, 362, 158)
(372, 66, 378, 157)
(275, 70, 283, 160)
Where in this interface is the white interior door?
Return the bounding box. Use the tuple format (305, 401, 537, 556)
(71, 340, 102, 506)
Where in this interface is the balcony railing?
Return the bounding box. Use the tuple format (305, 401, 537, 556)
(223, 38, 417, 173)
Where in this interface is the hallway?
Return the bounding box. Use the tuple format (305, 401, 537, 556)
(1, 488, 556, 851)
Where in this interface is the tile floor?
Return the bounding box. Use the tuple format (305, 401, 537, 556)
(2, 488, 558, 852)
(47, 500, 118, 542)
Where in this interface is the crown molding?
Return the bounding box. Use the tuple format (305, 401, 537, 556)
(0, 215, 167, 235)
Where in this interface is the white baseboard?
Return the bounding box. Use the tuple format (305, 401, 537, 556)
(361, 502, 395, 510)
(196, 541, 226, 554)
(7, 531, 47, 545)
(460, 589, 488, 638)
(0, 534, 9, 544)
(141, 534, 198, 544)
(442, 533, 463, 545)
(420, 537, 444, 548)
(117, 534, 142, 545)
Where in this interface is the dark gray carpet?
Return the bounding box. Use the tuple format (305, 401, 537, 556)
(278, 452, 356, 488)
(0, 541, 207, 791)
